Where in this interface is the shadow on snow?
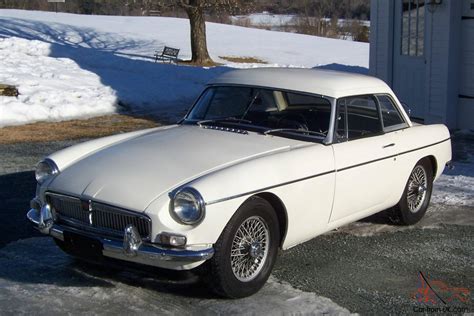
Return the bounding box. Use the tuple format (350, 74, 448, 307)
(0, 17, 230, 122)
(0, 17, 368, 123)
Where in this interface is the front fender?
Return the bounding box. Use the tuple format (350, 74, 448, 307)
(145, 142, 335, 248)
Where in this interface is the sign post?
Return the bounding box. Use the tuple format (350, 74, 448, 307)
(47, 0, 66, 13)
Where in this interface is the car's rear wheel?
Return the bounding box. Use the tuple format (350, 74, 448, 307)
(394, 158, 434, 225)
(204, 196, 279, 298)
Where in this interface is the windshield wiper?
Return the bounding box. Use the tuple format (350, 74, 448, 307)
(263, 128, 327, 138)
(197, 117, 253, 127)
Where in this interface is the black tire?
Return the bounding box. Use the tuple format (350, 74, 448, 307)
(204, 196, 279, 298)
(394, 158, 434, 225)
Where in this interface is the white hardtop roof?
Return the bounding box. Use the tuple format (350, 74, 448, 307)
(209, 68, 393, 99)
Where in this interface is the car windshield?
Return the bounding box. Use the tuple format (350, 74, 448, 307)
(185, 86, 331, 140)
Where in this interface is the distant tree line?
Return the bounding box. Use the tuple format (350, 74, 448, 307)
(0, 0, 369, 20)
(233, 0, 370, 42)
(256, 0, 370, 20)
(0, 0, 161, 15)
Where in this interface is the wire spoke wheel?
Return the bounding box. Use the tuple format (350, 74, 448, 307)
(230, 216, 270, 282)
(206, 197, 279, 298)
(406, 165, 428, 213)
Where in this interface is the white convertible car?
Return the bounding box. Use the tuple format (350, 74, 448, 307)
(27, 68, 452, 298)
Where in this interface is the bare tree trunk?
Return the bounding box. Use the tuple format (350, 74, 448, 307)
(185, 4, 212, 64)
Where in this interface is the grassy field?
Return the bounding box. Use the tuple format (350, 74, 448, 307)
(219, 56, 268, 64)
(0, 114, 158, 144)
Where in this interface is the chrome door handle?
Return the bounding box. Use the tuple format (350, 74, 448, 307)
(383, 143, 395, 148)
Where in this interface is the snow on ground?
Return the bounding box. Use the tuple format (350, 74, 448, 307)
(0, 9, 368, 127)
(432, 170, 474, 207)
(0, 237, 351, 315)
(432, 135, 474, 207)
(0, 37, 117, 127)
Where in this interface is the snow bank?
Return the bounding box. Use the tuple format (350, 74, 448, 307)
(0, 37, 117, 127)
(0, 10, 369, 127)
(432, 164, 474, 207)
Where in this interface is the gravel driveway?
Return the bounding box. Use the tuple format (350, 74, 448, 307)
(0, 136, 473, 315)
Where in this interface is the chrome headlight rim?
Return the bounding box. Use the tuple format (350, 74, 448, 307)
(35, 158, 59, 184)
(171, 187, 206, 225)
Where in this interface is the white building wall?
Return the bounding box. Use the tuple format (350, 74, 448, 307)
(369, 0, 393, 85)
(370, 0, 469, 129)
(458, 1, 474, 129)
(426, 1, 462, 128)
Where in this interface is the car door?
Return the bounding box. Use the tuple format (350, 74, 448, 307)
(329, 95, 399, 223)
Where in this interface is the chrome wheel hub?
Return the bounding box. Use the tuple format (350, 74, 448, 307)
(417, 185, 427, 194)
(249, 242, 263, 258)
(230, 216, 270, 282)
(407, 165, 428, 213)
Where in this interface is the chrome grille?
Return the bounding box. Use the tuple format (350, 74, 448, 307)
(91, 202, 150, 239)
(46, 192, 151, 240)
(48, 194, 88, 223)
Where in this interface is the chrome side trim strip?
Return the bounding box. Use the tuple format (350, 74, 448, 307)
(205, 170, 336, 205)
(206, 137, 451, 206)
(338, 138, 451, 172)
(337, 154, 398, 172)
(397, 137, 451, 156)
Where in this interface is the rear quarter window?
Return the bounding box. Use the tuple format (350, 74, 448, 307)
(377, 95, 406, 129)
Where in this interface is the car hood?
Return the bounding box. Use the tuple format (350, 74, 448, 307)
(48, 125, 304, 212)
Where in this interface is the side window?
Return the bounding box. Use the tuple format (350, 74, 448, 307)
(377, 95, 406, 129)
(335, 95, 382, 141)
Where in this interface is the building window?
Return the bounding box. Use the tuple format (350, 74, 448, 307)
(401, 0, 425, 56)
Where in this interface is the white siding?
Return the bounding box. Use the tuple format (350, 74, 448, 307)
(458, 0, 474, 129)
(425, 1, 462, 127)
(369, 0, 393, 84)
(426, 10, 448, 117)
(460, 9, 474, 96)
(370, 0, 469, 128)
(458, 99, 474, 129)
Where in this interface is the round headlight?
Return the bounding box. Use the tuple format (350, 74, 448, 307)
(35, 159, 59, 184)
(171, 187, 205, 225)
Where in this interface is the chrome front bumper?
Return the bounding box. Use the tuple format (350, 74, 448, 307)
(27, 207, 214, 269)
